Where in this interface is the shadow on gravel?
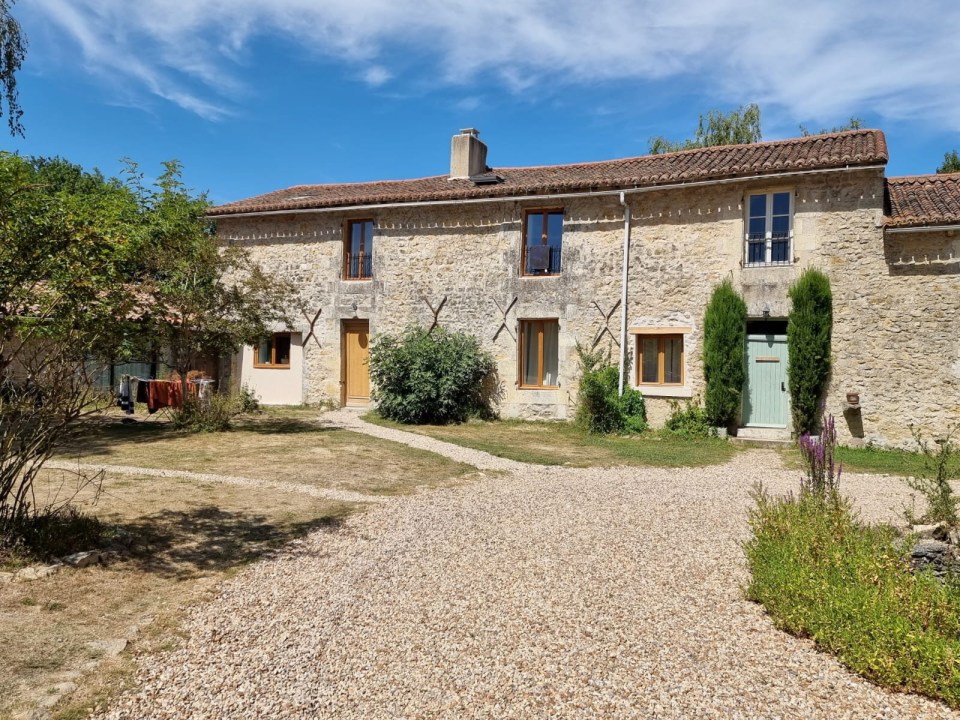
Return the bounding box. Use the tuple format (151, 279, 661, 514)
(114, 506, 351, 579)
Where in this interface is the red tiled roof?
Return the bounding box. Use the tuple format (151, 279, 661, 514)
(885, 173, 960, 228)
(209, 129, 888, 216)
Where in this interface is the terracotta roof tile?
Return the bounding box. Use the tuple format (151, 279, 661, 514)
(885, 173, 960, 228)
(209, 129, 889, 216)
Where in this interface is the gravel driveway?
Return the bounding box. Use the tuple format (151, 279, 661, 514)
(99, 418, 959, 719)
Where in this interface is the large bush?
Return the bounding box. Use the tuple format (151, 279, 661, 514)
(575, 345, 646, 434)
(702, 279, 747, 427)
(368, 326, 496, 424)
(787, 268, 833, 435)
(746, 486, 960, 709)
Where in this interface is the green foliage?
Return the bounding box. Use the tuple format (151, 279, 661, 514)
(938, 150, 960, 174)
(236, 384, 261, 415)
(702, 279, 747, 427)
(905, 426, 959, 528)
(787, 268, 832, 435)
(368, 326, 497, 424)
(745, 486, 960, 708)
(0, 0, 26, 136)
(171, 393, 238, 433)
(574, 345, 647, 434)
(663, 399, 715, 438)
(649, 104, 762, 154)
(798, 117, 863, 136)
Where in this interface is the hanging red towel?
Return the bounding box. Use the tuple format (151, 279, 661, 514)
(148, 380, 184, 410)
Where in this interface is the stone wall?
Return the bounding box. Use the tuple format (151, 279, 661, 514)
(216, 166, 960, 445)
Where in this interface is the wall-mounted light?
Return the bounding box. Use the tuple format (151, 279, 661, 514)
(762, 303, 770, 318)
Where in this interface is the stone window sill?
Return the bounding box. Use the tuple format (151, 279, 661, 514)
(634, 385, 693, 398)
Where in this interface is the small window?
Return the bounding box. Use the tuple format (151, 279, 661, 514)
(344, 219, 374, 279)
(519, 320, 559, 388)
(637, 334, 683, 386)
(745, 191, 792, 266)
(522, 209, 563, 275)
(255, 333, 292, 369)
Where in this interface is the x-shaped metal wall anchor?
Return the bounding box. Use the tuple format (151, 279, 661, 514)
(302, 308, 323, 349)
(591, 299, 622, 349)
(492, 296, 518, 342)
(422, 295, 448, 333)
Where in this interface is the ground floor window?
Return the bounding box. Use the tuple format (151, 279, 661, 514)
(255, 333, 292, 368)
(520, 319, 559, 388)
(637, 334, 683, 386)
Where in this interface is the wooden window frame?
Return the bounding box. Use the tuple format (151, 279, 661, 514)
(343, 219, 375, 280)
(744, 189, 793, 267)
(254, 333, 292, 369)
(636, 333, 684, 386)
(521, 208, 564, 277)
(518, 319, 560, 389)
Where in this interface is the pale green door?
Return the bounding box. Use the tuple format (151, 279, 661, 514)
(742, 333, 789, 427)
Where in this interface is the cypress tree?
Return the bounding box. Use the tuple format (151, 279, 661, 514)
(787, 268, 833, 435)
(703, 279, 747, 428)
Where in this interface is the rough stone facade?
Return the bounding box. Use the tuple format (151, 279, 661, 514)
(217, 166, 960, 447)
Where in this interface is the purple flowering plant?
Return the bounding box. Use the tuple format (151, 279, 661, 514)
(798, 414, 842, 496)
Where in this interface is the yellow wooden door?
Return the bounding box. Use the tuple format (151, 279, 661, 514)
(342, 320, 370, 406)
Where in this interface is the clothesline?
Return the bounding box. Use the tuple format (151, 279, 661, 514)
(117, 375, 217, 415)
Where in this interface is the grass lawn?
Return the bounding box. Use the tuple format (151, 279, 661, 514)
(365, 414, 739, 468)
(2, 409, 478, 719)
(52, 409, 476, 497)
(782, 443, 958, 479)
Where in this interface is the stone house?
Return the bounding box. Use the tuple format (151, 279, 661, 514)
(209, 129, 960, 447)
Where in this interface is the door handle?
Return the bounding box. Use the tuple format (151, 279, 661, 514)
(781, 381, 786, 392)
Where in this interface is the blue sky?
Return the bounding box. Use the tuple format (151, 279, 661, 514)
(6, 0, 960, 206)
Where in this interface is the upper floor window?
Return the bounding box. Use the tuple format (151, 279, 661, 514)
(745, 191, 792, 266)
(522, 209, 563, 276)
(344, 219, 374, 279)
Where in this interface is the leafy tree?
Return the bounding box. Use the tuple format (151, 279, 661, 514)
(787, 268, 833, 435)
(649, 104, 762, 154)
(937, 150, 960, 174)
(0, 0, 26, 136)
(799, 117, 863, 136)
(1, 154, 294, 539)
(1, 153, 140, 535)
(126, 160, 295, 404)
(702, 279, 747, 428)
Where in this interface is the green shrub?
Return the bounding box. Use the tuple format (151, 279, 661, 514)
(575, 345, 646, 434)
(702, 279, 747, 427)
(745, 486, 960, 708)
(787, 268, 833, 435)
(236, 384, 261, 414)
(905, 425, 959, 528)
(171, 392, 241, 432)
(368, 326, 497, 424)
(663, 399, 715, 438)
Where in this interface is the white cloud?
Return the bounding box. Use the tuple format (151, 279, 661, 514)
(362, 65, 392, 87)
(24, 0, 960, 129)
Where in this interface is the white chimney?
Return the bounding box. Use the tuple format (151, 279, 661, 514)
(450, 128, 488, 179)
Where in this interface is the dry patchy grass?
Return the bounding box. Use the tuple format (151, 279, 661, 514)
(54, 411, 476, 497)
(3, 409, 479, 719)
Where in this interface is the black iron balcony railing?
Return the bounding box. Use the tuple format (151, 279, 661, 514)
(745, 232, 791, 266)
(345, 252, 372, 279)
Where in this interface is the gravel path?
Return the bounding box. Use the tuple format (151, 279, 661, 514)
(97, 425, 959, 719)
(322, 409, 526, 472)
(44, 459, 387, 505)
